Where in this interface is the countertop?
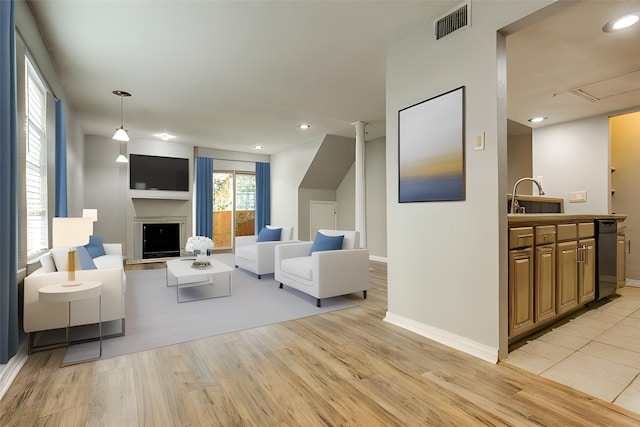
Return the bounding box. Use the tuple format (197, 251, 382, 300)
(508, 213, 627, 227)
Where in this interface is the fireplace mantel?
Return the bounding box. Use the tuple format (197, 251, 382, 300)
(129, 189, 190, 200)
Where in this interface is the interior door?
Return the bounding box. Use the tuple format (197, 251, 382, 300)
(310, 201, 336, 240)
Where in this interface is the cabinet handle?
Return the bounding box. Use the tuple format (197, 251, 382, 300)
(577, 246, 587, 263)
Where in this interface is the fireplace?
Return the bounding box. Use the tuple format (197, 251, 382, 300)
(133, 215, 187, 260)
(142, 223, 181, 259)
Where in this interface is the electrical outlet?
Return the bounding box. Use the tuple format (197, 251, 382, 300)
(569, 191, 587, 203)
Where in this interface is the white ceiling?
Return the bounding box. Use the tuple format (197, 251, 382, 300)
(27, 1, 640, 154)
(507, 0, 640, 131)
(27, 0, 456, 154)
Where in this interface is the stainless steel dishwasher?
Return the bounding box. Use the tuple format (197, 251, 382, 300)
(595, 219, 617, 300)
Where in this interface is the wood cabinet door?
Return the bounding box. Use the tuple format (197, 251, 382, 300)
(509, 248, 534, 338)
(578, 237, 596, 304)
(557, 241, 578, 315)
(535, 244, 556, 323)
(617, 234, 626, 288)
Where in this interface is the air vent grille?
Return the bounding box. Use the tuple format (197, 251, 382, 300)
(435, 2, 470, 40)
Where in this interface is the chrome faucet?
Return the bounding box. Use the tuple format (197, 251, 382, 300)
(510, 177, 545, 214)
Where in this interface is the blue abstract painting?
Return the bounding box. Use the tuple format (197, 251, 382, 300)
(398, 86, 465, 202)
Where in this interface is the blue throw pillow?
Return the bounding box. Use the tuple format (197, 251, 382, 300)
(309, 232, 344, 254)
(256, 227, 282, 242)
(76, 246, 97, 270)
(84, 235, 106, 258)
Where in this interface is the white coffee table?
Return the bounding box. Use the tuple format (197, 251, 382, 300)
(166, 258, 233, 303)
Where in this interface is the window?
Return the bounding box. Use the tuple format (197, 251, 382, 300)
(25, 57, 48, 256)
(236, 174, 256, 211)
(212, 172, 256, 248)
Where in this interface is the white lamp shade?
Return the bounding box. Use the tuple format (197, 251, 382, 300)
(52, 217, 94, 247)
(82, 209, 98, 222)
(112, 127, 129, 141)
(115, 154, 129, 163)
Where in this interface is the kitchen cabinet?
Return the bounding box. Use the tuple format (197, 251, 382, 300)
(508, 227, 534, 337)
(556, 223, 595, 314)
(556, 240, 578, 315)
(577, 223, 595, 304)
(535, 225, 556, 323)
(508, 214, 627, 343)
(556, 224, 578, 315)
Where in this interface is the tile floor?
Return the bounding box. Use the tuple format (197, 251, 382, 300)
(504, 286, 640, 414)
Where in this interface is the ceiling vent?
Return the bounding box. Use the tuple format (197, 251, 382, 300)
(570, 70, 640, 103)
(435, 1, 471, 41)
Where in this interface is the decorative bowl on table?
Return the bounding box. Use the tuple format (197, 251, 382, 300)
(191, 260, 211, 268)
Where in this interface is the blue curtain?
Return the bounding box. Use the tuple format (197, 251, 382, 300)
(55, 99, 68, 217)
(255, 162, 271, 233)
(0, 0, 19, 364)
(195, 157, 213, 238)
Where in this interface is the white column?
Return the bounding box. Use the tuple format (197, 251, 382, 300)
(352, 121, 367, 248)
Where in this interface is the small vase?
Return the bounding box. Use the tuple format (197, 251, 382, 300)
(195, 251, 208, 263)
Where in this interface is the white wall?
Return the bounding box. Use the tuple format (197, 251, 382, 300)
(313, 136, 387, 257)
(386, 1, 551, 362)
(271, 137, 323, 240)
(336, 164, 355, 231)
(366, 136, 387, 259)
(533, 115, 609, 214)
(507, 133, 533, 196)
(84, 135, 129, 248)
(272, 134, 387, 256)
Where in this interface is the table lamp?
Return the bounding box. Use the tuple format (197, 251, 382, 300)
(52, 217, 94, 286)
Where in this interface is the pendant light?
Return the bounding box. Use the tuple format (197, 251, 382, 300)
(112, 90, 131, 142)
(115, 141, 128, 163)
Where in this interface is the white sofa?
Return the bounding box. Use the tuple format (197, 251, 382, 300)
(235, 226, 295, 278)
(275, 230, 369, 307)
(23, 244, 126, 341)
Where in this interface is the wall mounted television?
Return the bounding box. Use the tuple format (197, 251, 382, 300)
(129, 154, 189, 192)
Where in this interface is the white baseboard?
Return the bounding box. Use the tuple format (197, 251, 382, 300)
(625, 278, 640, 287)
(0, 341, 28, 401)
(384, 311, 498, 364)
(369, 255, 387, 263)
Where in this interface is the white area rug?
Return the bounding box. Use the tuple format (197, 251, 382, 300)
(100, 253, 355, 359)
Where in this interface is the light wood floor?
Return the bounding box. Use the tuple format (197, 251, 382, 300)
(3, 262, 640, 426)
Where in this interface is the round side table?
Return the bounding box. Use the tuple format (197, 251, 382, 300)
(39, 281, 103, 366)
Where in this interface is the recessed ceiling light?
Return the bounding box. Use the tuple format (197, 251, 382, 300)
(155, 133, 175, 141)
(528, 116, 547, 123)
(603, 13, 640, 32)
(253, 145, 264, 150)
(298, 123, 310, 129)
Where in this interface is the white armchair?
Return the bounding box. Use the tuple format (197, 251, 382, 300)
(235, 226, 295, 278)
(275, 230, 369, 307)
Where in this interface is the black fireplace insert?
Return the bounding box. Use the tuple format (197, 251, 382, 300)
(143, 223, 180, 259)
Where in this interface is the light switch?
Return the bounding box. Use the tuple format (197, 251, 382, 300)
(474, 132, 485, 151)
(569, 191, 587, 203)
